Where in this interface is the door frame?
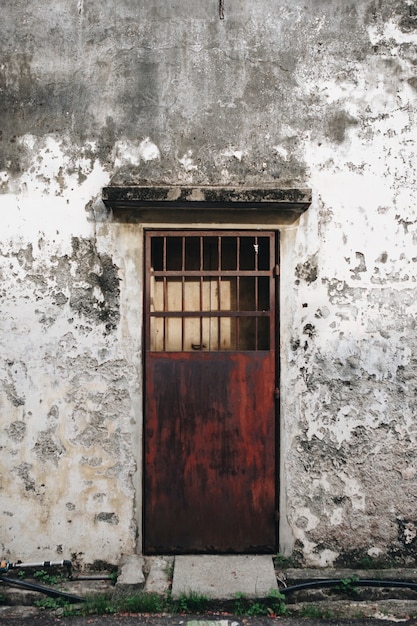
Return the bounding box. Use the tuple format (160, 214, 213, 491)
(142, 227, 280, 553)
(103, 185, 311, 557)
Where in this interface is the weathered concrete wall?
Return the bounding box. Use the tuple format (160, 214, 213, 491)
(1, 0, 417, 565)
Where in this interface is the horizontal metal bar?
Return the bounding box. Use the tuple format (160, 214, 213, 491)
(149, 311, 271, 317)
(150, 271, 272, 276)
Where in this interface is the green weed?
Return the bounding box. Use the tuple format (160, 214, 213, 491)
(274, 553, 298, 568)
(82, 593, 117, 615)
(299, 604, 332, 618)
(174, 590, 210, 613)
(233, 591, 251, 615)
(233, 589, 286, 616)
(356, 555, 397, 570)
(246, 601, 267, 616)
(34, 597, 70, 611)
(31, 586, 287, 618)
(80, 590, 208, 616)
(33, 570, 63, 586)
(120, 592, 165, 613)
(267, 588, 287, 615)
(335, 576, 359, 596)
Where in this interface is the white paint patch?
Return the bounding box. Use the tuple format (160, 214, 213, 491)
(113, 139, 142, 168)
(330, 507, 345, 526)
(308, 549, 339, 567)
(398, 466, 416, 480)
(178, 150, 198, 171)
(295, 507, 320, 531)
(221, 148, 244, 161)
(138, 137, 160, 161)
(13, 135, 109, 202)
(113, 137, 161, 166)
(368, 21, 417, 45)
(367, 547, 383, 557)
(344, 477, 366, 512)
(272, 145, 288, 160)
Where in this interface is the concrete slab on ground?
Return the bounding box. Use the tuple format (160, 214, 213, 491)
(171, 555, 278, 600)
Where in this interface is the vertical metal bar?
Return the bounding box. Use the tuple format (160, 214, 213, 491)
(236, 236, 240, 350)
(200, 236, 203, 349)
(255, 235, 259, 350)
(217, 237, 221, 348)
(269, 233, 275, 355)
(236, 236, 240, 311)
(163, 237, 167, 352)
(217, 236, 221, 350)
(181, 236, 185, 351)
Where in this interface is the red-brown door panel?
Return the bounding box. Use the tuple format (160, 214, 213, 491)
(144, 351, 276, 553)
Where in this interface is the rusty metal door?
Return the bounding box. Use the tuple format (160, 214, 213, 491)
(144, 230, 278, 553)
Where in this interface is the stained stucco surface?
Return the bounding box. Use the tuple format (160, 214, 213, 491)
(1, 0, 417, 565)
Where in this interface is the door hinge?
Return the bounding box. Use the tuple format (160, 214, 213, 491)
(273, 264, 280, 277)
(274, 387, 280, 400)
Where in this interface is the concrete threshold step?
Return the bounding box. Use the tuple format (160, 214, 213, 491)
(171, 555, 278, 600)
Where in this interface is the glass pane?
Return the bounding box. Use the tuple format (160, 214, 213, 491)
(185, 237, 201, 270)
(221, 237, 237, 270)
(150, 276, 164, 312)
(150, 317, 164, 351)
(220, 317, 237, 350)
(239, 317, 256, 350)
(258, 237, 271, 270)
(184, 317, 202, 351)
(239, 237, 256, 270)
(166, 237, 183, 270)
(220, 278, 237, 311)
(239, 277, 256, 311)
(166, 317, 182, 351)
(203, 237, 219, 270)
(184, 278, 201, 311)
(257, 317, 270, 350)
(258, 276, 270, 311)
(166, 278, 182, 311)
(204, 317, 219, 351)
(201, 277, 219, 311)
(151, 237, 164, 271)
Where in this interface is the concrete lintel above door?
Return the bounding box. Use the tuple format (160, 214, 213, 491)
(102, 186, 311, 225)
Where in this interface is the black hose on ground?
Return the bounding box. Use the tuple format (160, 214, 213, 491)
(280, 578, 417, 596)
(0, 574, 85, 603)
